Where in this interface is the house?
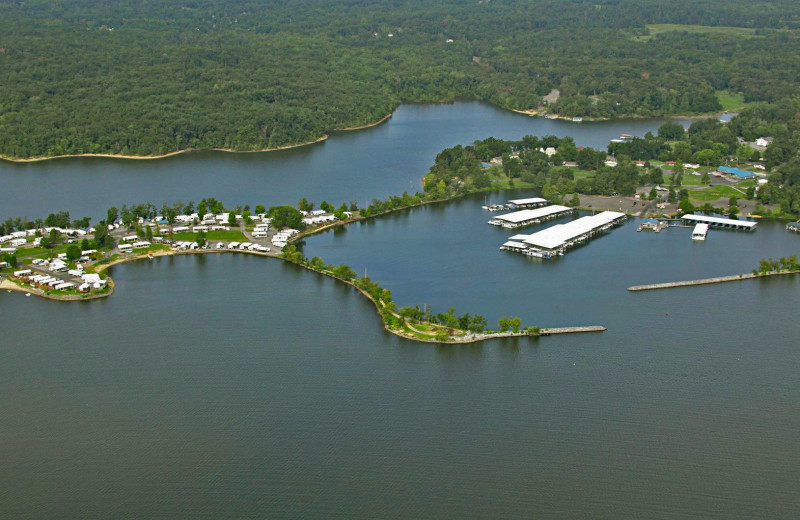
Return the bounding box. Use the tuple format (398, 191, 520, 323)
(755, 137, 773, 147)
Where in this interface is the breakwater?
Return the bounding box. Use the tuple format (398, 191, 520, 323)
(628, 270, 800, 291)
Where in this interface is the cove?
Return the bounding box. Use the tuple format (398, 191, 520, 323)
(0, 102, 694, 220)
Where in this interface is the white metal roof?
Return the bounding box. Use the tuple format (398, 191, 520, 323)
(692, 223, 710, 234)
(508, 197, 547, 206)
(682, 214, 757, 229)
(501, 241, 528, 249)
(490, 205, 572, 224)
(520, 211, 625, 250)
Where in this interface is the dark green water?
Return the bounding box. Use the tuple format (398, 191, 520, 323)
(1, 104, 799, 519)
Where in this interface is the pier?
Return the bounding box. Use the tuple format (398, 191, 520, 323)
(488, 205, 573, 229)
(539, 326, 607, 335)
(500, 211, 627, 258)
(628, 270, 800, 291)
(682, 213, 757, 231)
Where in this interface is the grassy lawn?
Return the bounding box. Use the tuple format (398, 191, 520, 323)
(171, 230, 247, 242)
(636, 24, 757, 41)
(689, 185, 742, 202)
(715, 90, 751, 112)
(16, 243, 71, 259)
(674, 174, 708, 186)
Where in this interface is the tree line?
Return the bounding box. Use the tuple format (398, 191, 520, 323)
(4, 0, 800, 158)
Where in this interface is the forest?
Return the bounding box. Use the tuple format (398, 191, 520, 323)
(2, 0, 800, 158)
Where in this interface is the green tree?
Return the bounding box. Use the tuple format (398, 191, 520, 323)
(66, 244, 81, 262)
(298, 198, 314, 212)
(196, 231, 207, 247)
(498, 317, 510, 332)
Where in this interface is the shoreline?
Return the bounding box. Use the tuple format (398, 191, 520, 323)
(0, 102, 731, 163)
(0, 112, 393, 164)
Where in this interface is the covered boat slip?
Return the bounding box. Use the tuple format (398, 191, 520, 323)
(682, 214, 757, 231)
(500, 211, 627, 259)
(488, 205, 574, 229)
(506, 197, 548, 209)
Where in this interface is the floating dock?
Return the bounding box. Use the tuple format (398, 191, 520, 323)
(506, 197, 548, 209)
(488, 205, 573, 229)
(500, 211, 627, 258)
(682, 214, 757, 231)
(787, 222, 800, 233)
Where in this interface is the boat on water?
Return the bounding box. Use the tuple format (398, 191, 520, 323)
(691, 223, 709, 241)
(572, 117, 583, 122)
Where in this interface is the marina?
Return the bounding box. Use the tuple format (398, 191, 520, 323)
(3, 102, 800, 520)
(500, 211, 627, 258)
(488, 205, 573, 229)
(682, 213, 758, 231)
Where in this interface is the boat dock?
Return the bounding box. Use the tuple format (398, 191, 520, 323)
(682, 213, 757, 231)
(507, 197, 548, 209)
(488, 205, 573, 229)
(637, 220, 668, 232)
(787, 222, 800, 233)
(500, 211, 627, 259)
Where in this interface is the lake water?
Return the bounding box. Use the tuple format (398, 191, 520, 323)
(2, 103, 799, 519)
(0, 102, 691, 220)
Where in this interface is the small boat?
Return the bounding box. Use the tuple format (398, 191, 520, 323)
(572, 116, 583, 122)
(25, 293, 30, 297)
(148, 253, 154, 260)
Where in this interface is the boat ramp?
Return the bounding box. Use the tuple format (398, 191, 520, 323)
(488, 205, 573, 229)
(500, 211, 627, 259)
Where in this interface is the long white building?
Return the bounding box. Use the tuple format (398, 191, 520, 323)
(488, 205, 573, 229)
(501, 211, 627, 258)
(682, 213, 757, 231)
(507, 197, 548, 209)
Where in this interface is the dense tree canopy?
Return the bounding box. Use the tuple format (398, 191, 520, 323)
(3, 0, 800, 158)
